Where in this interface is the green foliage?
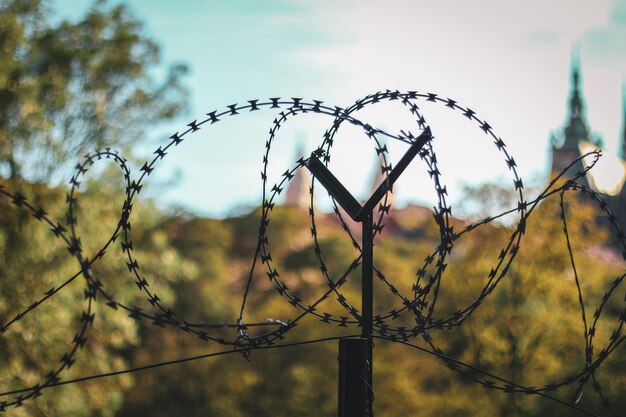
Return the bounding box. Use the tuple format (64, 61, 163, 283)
(1, 179, 624, 416)
(0, 0, 188, 181)
(0, 0, 191, 415)
(0, 181, 194, 417)
(111, 190, 624, 417)
(0, 6, 623, 411)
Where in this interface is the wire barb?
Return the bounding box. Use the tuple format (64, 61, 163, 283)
(0, 91, 623, 416)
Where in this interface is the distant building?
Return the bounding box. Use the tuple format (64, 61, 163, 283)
(369, 153, 394, 207)
(284, 143, 312, 208)
(284, 144, 395, 210)
(550, 56, 626, 234)
(550, 58, 598, 185)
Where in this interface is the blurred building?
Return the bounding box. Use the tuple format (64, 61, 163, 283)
(284, 143, 312, 208)
(550, 57, 626, 235)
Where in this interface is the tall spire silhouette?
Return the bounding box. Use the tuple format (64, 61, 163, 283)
(369, 152, 394, 207)
(550, 50, 591, 180)
(284, 140, 311, 208)
(562, 52, 589, 149)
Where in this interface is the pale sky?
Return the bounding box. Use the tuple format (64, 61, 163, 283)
(58, 0, 626, 216)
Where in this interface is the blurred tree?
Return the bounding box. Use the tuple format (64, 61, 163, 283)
(403, 183, 625, 416)
(0, 0, 188, 181)
(0, 0, 190, 415)
(113, 191, 625, 417)
(0, 181, 194, 417)
(164, 214, 236, 319)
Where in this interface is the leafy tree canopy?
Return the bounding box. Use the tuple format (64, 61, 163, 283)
(0, 1, 190, 416)
(0, 0, 188, 181)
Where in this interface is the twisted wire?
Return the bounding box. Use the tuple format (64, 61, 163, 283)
(0, 91, 623, 415)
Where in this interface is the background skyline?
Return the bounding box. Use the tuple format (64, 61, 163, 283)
(58, 0, 626, 217)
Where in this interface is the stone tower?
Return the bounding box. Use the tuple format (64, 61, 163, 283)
(369, 153, 394, 207)
(550, 56, 593, 180)
(284, 142, 311, 208)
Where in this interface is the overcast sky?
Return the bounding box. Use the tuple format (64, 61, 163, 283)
(58, 0, 626, 216)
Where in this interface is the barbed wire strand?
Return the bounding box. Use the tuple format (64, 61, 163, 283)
(0, 91, 624, 415)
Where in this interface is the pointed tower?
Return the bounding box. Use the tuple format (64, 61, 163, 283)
(284, 141, 311, 208)
(551, 54, 591, 180)
(370, 153, 394, 207)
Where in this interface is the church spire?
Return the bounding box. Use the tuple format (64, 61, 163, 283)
(550, 51, 591, 180)
(370, 153, 394, 207)
(570, 62, 583, 118)
(561, 52, 589, 149)
(284, 140, 311, 208)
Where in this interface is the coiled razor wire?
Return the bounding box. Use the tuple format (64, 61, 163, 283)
(0, 90, 624, 416)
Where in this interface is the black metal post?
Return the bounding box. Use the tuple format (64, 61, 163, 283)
(306, 127, 432, 417)
(338, 338, 368, 417)
(361, 211, 374, 416)
(337, 211, 373, 417)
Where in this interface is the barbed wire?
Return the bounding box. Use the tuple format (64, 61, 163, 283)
(0, 91, 624, 415)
